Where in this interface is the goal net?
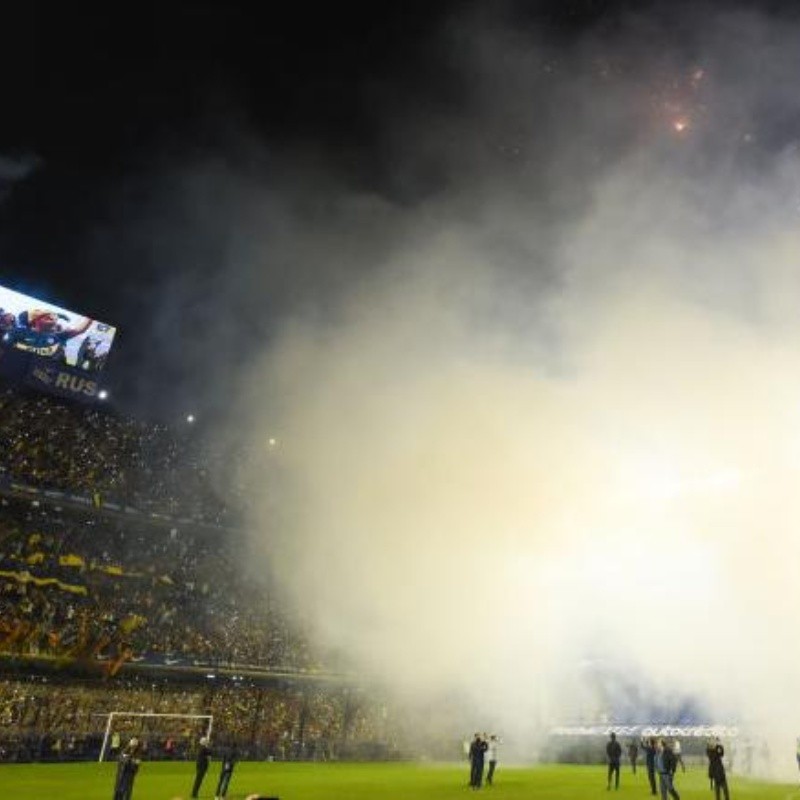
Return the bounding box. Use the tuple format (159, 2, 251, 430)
(98, 712, 214, 762)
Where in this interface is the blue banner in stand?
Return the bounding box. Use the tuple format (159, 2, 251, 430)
(24, 358, 105, 403)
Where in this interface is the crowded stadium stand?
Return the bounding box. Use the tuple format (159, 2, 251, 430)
(0, 387, 232, 525)
(0, 674, 395, 763)
(0, 377, 408, 763)
(0, 491, 314, 673)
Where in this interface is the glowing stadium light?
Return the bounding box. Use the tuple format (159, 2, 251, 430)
(186, 414, 196, 424)
(268, 437, 277, 447)
(98, 389, 109, 401)
(672, 117, 690, 134)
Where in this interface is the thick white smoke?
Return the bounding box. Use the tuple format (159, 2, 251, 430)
(228, 5, 800, 775)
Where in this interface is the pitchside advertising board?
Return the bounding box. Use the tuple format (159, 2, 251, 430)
(0, 282, 117, 403)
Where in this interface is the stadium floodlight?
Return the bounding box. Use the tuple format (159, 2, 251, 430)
(98, 712, 213, 762)
(268, 437, 277, 447)
(186, 414, 196, 423)
(98, 389, 109, 400)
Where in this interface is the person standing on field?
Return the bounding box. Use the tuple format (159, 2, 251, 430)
(642, 736, 658, 796)
(709, 738, 730, 800)
(191, 736, 212, 799)
(486, 734, 501, 786)
(627, 739, 638, 774)
(655, 739, 681, 800)
(672, 739, 685, 772)
(606, 731, 622, 790)
(706, 738, 716, 790)
(468, 733, 488, 789)
(113, 738, 141, 800)
(215, 744, 237, 800)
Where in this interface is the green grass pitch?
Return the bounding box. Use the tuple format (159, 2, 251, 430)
(1, 761, 797, 799)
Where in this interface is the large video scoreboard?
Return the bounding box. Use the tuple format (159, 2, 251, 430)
(0, 282, 117, 402)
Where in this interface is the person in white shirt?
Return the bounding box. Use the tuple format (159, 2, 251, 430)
(672, 739, 685, 773)
(486, 734, 501, 786)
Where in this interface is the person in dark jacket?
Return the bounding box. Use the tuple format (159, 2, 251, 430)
(606, 732, 622, 790)
(113, 738, 141, 800)
(215, 745, 238, 800)
(628, 740, 639, 774)
(655, 739, 680, 800)
(642, 736, 658, 796)
(191, 736, 211, 798)
(706, 738, 716, 789)
(709, 739, 730, 800)
(468, 733, 488, 789)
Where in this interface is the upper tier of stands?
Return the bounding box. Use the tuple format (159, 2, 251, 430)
(0, 387, 231, 525)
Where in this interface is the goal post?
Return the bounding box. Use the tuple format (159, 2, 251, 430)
(98, 712, 214, 762)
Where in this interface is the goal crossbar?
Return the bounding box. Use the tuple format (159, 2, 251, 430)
(98, 712, 214, 762)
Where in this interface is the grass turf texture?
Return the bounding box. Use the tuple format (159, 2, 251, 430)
(1, 762, 796, 799)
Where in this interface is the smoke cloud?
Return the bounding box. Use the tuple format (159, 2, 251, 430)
(222, 4, 800, 774)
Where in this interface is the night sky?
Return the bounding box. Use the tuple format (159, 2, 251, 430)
(0, 0, 797, 420)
